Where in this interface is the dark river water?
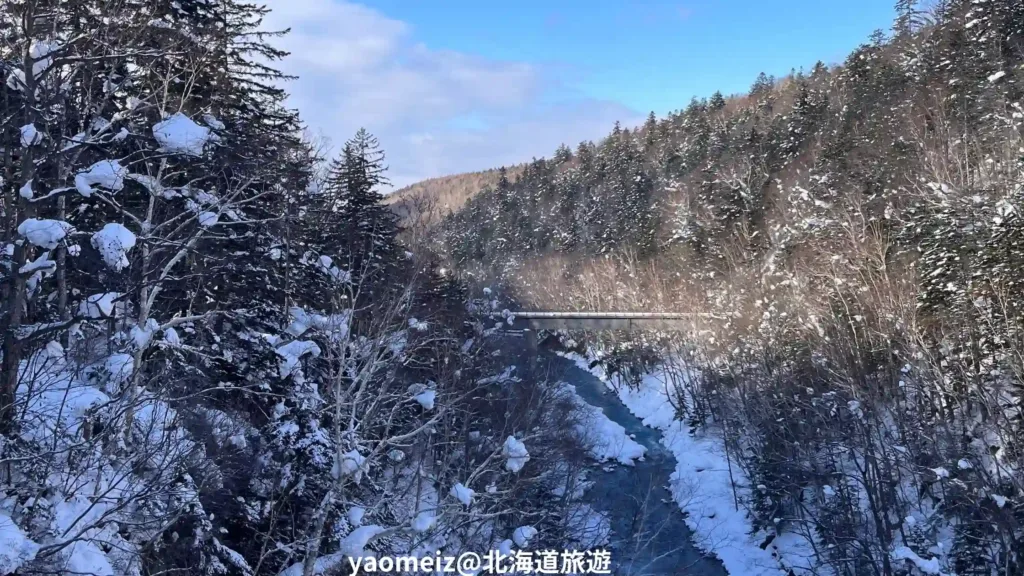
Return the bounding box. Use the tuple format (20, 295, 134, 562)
(545, 351, 729, 576)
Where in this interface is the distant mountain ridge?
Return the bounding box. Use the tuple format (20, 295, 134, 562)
(386, 166, 524, 232)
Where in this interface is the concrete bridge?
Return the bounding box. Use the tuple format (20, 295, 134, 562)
(489, 311, 713, 331)
(487, 311, 721, 349)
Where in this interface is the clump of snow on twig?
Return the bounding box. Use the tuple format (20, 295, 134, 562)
(512, 525, 537, 548)
(75, 160, 127, 197)
(502, 435, 530, 473)
(450, 483, 474, 506)
(153, 113, 218, 157)
(18, 218, 72, 249)
(91, 223, 136, 271)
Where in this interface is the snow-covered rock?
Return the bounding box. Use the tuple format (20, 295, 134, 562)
(45, 340, 65, 359)
(340, 525, 385, 556)
(202, 113, 225, 130)
(99, 354, 135, 387)
(19, 251, 56, 276)
(316, 255, 351, 283)
(6, 40, 60, 90)
(130, 318, 160, 350)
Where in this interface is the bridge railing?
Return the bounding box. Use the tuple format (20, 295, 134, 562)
(485, 311, 722, 333)
(489, 311, 716, 319)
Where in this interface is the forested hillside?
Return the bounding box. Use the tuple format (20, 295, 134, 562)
(385, 167, 523, 247)
(426, 1, 1024, 574)
(0, 1, 621, 574)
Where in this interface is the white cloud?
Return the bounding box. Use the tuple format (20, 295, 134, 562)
(261, 0, 639, 189)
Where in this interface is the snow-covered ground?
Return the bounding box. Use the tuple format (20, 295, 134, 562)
(556, 381, 646, 466)
(559, 351, 798, 576)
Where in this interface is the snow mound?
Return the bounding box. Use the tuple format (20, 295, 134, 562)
(153, 113, 217, 156)
(6, 40, 60, 90)
(20, 251, 55, 276)
(558, 381, 645, 465)
(17, 363, 110, 441)
(63, 540, 114, 576)
(278, 525, 385, 576)
(202, 113, 225, 130)
(91, 223, 136, 271)
(891, 546, 942, 575)
(341, 524, 386, 556)
(18, 218, 72, 249)
(0, 513, 39, 573)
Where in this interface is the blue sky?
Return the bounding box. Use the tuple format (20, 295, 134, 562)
(262, 0, 896, 188)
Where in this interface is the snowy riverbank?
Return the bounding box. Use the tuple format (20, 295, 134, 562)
(559, 351, 811, 576)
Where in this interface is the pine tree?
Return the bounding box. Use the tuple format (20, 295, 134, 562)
(709, 90, 726, 111)
(553, 143, 573, 164)
(643, 111, 658, 150)
(318, 128, 398, 288)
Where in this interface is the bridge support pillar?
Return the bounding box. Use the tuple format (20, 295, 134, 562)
(525, 329, 538, 352)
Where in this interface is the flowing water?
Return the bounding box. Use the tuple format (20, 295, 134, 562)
(546, 352, 729, 576)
